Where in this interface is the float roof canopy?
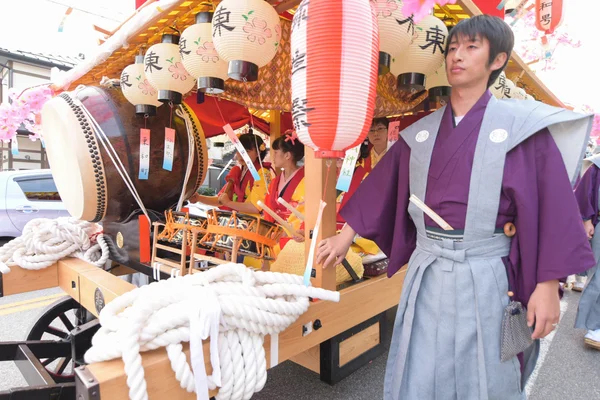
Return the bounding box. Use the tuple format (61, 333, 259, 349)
(52, 0, 564, 119)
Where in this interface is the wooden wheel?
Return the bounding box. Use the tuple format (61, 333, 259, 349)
(26, 296, 92, 383)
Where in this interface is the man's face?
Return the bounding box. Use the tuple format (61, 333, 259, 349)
(445, 34, 497, 89)
(368, 123, 387, 148)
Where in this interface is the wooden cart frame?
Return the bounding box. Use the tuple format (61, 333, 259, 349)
(0, 1, 565, 399)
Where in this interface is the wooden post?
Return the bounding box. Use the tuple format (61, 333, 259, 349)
(269, 110, 281, 165)
(304, 148, 337, 291)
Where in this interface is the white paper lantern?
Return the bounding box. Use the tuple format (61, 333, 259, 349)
(291, 0, 379, 158)
(371, 0, 414, 75)
(490, 71, 508, 99)
(212, 0, 281, 82)
(512, 86, 527, 100)
(426, 61, 451, 109)
(503, 78, 516, 99)
(144, 34, 196, 104)
(391, 14, 448, 92)
(525, 93, 535, 101)
(121, 56, 162, 115)
(180, 12, 230, 94)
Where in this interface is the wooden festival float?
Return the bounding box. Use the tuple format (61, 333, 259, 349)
(0, 1, 566, 399)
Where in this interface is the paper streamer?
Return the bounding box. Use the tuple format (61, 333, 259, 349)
(163, 127, 175, 171)
(335, 145, 360, 193)
(139, 128, 150, 179)
(304, 200, 327, 286)
(223, 123, 260, 181)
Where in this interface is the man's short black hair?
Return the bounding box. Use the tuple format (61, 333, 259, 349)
(445, 15, 514, 88)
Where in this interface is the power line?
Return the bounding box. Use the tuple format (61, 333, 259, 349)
(43, 0, 128, 23)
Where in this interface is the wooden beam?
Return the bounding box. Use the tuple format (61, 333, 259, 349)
(269, 110, 282, 165)
(304, 148, 337, 291)
(66, 255, 406, 398)
(1, 263, 59, 297)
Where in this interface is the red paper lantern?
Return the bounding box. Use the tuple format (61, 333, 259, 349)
(535, 0, 563, 34)
(291, 0, 379, 159)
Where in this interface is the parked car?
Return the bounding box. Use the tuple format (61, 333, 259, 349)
(0, 169, 70, 245)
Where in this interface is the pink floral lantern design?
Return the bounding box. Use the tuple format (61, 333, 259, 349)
(144, 34, 196, 104)
(180, 12, 230, 94)
(291, 0, 379, 158)
(211, 0, 281, 82)
(121, 55, 162, 115)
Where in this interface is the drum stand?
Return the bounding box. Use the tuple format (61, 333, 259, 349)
(151, 222, 228, 278)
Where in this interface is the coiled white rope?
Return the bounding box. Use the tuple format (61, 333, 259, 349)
(84, 263, 340, 400)
(0, 217, 110, 274)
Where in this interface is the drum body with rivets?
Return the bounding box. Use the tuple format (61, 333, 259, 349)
(41, 86, 208, 223)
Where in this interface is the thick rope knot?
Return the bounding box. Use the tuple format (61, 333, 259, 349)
(0, 217, 110, 272)
(84, 263, 340, 400)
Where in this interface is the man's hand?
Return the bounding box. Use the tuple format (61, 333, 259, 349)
(316, 225, 356, 268)
(527, 279, 560, 339)
(584, 219, 594, 240)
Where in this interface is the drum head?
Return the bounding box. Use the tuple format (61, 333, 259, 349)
(42, 92, 106, 221)
(42, 87, 209, 223)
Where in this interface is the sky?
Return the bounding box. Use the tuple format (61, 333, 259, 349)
(0, 0, 596, 112)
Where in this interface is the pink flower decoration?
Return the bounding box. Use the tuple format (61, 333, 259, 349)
(403, 0, 456, 24)
(370, 0, 398, 18)
(168, 62, 191, 81)
(0, 85, 53, 142)
(196, 42, 220, 63)
(138, 79, 157, 96)
(243, 18, 272, 45)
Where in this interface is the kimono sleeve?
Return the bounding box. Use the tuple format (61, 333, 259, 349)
(247, 167, 272, 210)
(506, 129, 595, 302)
(287, 179, 306, 232)
(339, 138, 415, 266)
(573, 165, 599, 224)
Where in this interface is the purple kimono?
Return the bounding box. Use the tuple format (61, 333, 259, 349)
(574, 163, 600, 226)
(340, 91, 595, 399)
(341, 91, 594, 307)
(573, 159, 600, 330)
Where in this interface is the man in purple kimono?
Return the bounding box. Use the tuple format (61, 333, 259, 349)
(573, 154, 600, 349)
(317, 15, 595, 399)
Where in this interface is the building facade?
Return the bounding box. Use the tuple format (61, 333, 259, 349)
(0, 48, 79, 171)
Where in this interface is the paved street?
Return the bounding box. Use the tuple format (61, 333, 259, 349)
(0, 287, 598, 399)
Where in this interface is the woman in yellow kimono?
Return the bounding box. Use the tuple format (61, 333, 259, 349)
(267, 131, 364, 283)
(194, 132, 273, 215)
(336, 118, 389, 259)
(193, 132, 272, 268)
(263, 131, 306, 236)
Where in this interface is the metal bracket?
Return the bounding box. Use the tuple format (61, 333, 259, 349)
(75, 366, 100, 400)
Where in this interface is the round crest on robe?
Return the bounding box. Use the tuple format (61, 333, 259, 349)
(291, 0, 379, 159)
(144, 34, 196, 104)
(370, 0, 413, 75)
(180, 12, 230, 94)
(212, 0, 281, 82)
(391, 15, 447, 93)
(121, 55, 162, 116)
